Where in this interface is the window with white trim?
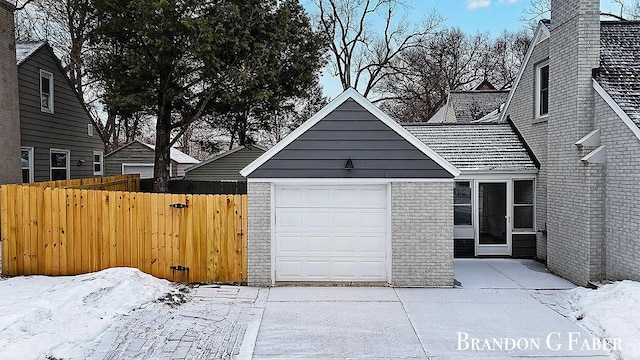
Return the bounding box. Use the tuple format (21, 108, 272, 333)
(513, 180, 535, 230)
(93, 151, 104, 175)
(40, 70, 54, 113)
(88, 123, 94, 136)
(50, 149, 70, 181)
(21, 147, 34, 183)
(535, 61, 549, 118)
(454, 181, 472, 226)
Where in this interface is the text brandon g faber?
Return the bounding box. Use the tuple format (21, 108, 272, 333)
(457, 332, 621, 352)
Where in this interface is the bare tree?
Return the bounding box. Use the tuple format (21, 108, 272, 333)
(522, 0, 640, 26)
(314, 0, 442, 99)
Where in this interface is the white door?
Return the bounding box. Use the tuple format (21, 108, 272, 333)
(275, 184, 389, 282)
(122, 164, 154, 179)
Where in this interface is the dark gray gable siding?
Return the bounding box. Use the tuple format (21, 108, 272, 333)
(104, 142, 178, 177)
(250, 100, 452, 178)
(18, 46, 105, 182)
(185, 146, 265, 181)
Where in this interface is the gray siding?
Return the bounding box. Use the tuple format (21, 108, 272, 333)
(185, 146, 265, 181)
(249, 100, 452, 179)
(104, 142, 178, 178)
(18, 46, 104, 182)
(594, 95, 640, 281)
(504, 37, 549, 260)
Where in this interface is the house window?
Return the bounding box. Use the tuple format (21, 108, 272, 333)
(40, 70, 54, 113)
(454, 181, 472, 226)
(93, 151, 104, 175)
(21, 147, 34, 183)
(88, 124, 94, 136)
(535, 61, 549, 118)
(50, 149, 70, 181)
(513, 180, 535, 230)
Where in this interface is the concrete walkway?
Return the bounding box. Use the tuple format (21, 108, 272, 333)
(244, 259, 614, 359)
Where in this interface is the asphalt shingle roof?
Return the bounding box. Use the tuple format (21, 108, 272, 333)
(448, 90, 509, 123)
(404, 123, 538, 172)
(597, 21, 640, 128)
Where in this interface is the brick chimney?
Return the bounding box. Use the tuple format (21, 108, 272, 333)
(546, 0, 605, 284)
(0, 0, 21, 184)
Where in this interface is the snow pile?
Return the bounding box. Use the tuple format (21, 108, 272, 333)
(0, 268, 173, 360)
(567, 280, 640, 360)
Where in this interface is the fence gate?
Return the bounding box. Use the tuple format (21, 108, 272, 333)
(1, 183, 247, 283)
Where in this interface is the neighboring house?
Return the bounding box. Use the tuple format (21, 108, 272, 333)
(184, 145, 266, 181)
(428, 82, 509, 124)
(501, 0, 640, 284)
(104, 140, 199, 179)
(1, 2, 104, 184)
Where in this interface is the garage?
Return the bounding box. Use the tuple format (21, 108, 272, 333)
(122, 163, 154, 179)
(275, 184, 388, 281)
(241, 88, 459, 287)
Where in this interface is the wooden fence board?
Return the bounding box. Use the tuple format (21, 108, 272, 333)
(1, 180, 247, 283)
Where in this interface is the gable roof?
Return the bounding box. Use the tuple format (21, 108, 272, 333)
(446, 90, 509, 123)
(404, 123, 538, 172)
(595, 21, 640, 132)
(240, 88, 460, 177)
(500, 21, 550, 122)
(106, 140, 200, 164)
(184, 144, 267, 172)
(15, 41, 47, 66)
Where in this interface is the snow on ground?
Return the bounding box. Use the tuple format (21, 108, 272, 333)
(566, 280, 640, 360)
(0, 268, 174, 360)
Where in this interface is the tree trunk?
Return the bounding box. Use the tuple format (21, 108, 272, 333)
(153, 108, 172, 193)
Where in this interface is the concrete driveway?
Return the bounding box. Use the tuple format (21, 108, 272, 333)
(241, 259, 615, 359)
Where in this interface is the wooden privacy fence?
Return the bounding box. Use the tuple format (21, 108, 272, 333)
(28, 174, 140, 191)
(0, 185, 247, 283)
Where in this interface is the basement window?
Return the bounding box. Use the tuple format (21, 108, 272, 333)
(535, 61, 549, 118)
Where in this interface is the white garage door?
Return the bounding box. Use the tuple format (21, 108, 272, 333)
(122, 164, 154, 179)
(275, 185, 389, 282)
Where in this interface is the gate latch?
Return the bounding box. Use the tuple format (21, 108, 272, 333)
(170, 265, 189, 271)
(169, 203, 188, 209)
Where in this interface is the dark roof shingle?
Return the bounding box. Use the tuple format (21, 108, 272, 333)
(404, 124, 538, 172)
(597, 21, 640, 128)
(448, 90, 508, 123)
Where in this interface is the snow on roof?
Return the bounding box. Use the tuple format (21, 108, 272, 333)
(15, 41, 47, 65)
(596, 21, 640, 130)
(138, 141, 199, 164)
(448, 90, 509, 123)
(404, 123, 538, 172)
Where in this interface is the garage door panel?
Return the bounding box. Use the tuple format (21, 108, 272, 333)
(276, 188, 303, 207)
(275, 185, 389, 282)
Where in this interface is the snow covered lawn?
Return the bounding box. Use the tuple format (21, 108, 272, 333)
(0, 268, 174, 360)
(566, 281, 640, 360)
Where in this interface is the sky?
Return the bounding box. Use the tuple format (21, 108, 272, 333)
(302, 0, 626, 98)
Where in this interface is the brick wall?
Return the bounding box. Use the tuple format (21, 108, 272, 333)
(547, 0, 604, 285)
(594, 96, 640, 281)
(504, 35, 549, 260)
(0, 1, 22, 184)
(391, 181, 454, 287)
(247, 182, 272, 286)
